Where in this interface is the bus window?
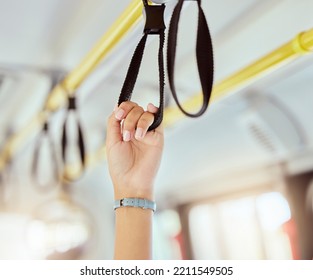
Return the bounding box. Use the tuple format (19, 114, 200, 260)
(153, 210, 183, 260)
(256, 192, 292, 259)
(189, 192, 293, 260)
(189, 204, 221, 259)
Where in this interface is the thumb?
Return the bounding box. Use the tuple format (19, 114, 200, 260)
(147, 103, 158, 113)
(147, 103, 164, 135)
(106, 108, 122, 148)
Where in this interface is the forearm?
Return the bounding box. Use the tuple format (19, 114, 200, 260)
(114, 207, 153, 260)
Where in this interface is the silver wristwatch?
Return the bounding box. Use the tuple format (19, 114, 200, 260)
(114, 198, 156, 212)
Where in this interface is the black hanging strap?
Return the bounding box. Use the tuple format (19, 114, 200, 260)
(32, 120, 59, 192)
(167, 0, 214, 117)
(118, 0, 166, 131)
(61, 96, 86, 180)
(118, 0, 214, 129)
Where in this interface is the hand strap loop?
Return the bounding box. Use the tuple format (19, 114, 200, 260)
(32, 120, 59, 192)
(167, 0, 214, 117)
(118, 0, 214, 129)
(61, 96, 86, 181)
(118, 0, 165, 131)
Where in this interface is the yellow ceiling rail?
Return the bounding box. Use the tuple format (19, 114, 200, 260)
(0, 0, 144, 171)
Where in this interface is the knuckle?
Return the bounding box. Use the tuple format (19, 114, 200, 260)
(120, 101, 137, 109)
(124, 109, 144, 129)
(138, 113, 154, 127)
(108, 112, 116, 123)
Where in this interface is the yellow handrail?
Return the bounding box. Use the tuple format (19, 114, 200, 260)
(0, 0, 144, 171)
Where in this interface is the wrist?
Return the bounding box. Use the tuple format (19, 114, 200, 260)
(114, 185, 154, 201)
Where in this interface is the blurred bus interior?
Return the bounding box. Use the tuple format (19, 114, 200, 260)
(0, 0, 313, 260)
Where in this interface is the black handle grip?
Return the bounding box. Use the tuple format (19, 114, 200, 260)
(118, 30, 165, 131)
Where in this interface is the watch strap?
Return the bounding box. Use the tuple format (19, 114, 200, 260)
(114, 198, 156, 212)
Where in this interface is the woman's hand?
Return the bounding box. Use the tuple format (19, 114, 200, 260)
(106, 101, 164, 200)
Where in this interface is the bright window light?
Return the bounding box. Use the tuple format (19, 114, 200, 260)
(256, 192, 291, 231)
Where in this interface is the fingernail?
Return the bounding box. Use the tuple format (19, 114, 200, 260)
(123, 130, 131, 142)
(115, 109, 124, 120)
(147, 103, 158, 112)
(113, 104, 118, 112)
(135, 128, 144, 140)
